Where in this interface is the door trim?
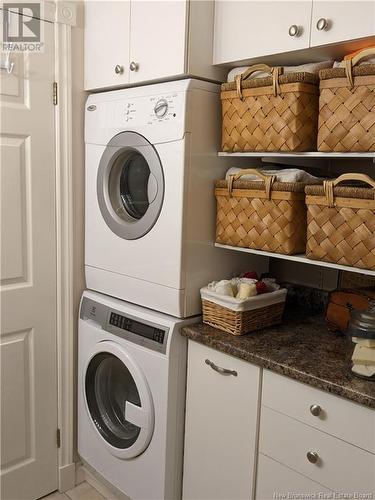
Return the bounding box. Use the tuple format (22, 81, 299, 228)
(54, 1, 80, 492)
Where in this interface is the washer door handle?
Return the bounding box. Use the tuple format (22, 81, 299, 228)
(147, 173, 158, 204)
(125, 400, 148, 429)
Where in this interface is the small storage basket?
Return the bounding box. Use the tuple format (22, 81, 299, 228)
(201, 288, 287, 336)
(215, 169, 308, 255)
(318, 50, 375, 152)
(221, 63, 319, 152)
(305, 173, 375, 270)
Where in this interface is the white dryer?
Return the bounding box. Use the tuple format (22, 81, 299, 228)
(85, 79, 254, 317)
(78, 290, 197, 500)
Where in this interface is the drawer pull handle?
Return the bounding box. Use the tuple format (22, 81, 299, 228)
(310, 404, 322, 417)
(307, 451, 319, 464)
(205, 359, 237, 377)
(316, 17, 329, 31)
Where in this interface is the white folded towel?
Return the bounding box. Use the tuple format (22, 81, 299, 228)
(225, 167, 322, 184)
(227, 60, 333, 83)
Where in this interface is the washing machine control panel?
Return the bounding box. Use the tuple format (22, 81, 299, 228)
(118, 92, 183, 129)
(109, 312, 165, 344)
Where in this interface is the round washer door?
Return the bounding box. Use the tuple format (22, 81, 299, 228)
(97, 131, 164, 240)
(84, 340, 154, 459)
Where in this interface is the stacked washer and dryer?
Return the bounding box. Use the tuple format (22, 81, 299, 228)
(78, 79, 252, 500)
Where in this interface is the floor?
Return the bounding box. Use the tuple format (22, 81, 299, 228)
(44, 482, 105, 500)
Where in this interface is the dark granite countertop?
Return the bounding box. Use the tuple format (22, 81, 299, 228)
(182, 310, 375, 410)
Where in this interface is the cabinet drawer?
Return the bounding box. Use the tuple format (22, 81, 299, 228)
(263, 370, 375, 453)
(260, 406, 375, 493)
(183, 341, 261, 500)
(256, 453, 332, 499)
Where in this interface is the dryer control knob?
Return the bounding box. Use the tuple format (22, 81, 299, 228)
(154, 99, 168, 118)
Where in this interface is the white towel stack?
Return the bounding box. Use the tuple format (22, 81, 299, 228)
(225, 167, 322, 184)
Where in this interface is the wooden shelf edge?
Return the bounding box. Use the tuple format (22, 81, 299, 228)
(218, 152, 375, 159)
(215, 243, 375, 277)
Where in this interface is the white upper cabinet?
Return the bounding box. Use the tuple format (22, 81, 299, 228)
(84, 1, 131, 90)
(84, 0, 225, 91)
(129, 1, 187, 84)
(213, 0, 375, 67)
(213, 1, 312, 65)
(310, 0, 375, 47)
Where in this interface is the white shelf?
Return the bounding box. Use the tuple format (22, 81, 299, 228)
(218, 152, 375, 159)
(215, 243, 375, 277)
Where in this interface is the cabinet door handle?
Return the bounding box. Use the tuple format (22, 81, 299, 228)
(288, 25, 301, 37)
(316, 18, 329, 31)
(205, 359, 237, 376)
(310, 404, 322, 417)
(306, 451, 319, 464)
(129, 61, 139, 72)
(114, 64, 124, 75)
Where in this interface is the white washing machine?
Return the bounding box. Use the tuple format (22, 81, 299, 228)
(85, 78, 254, 318)
(78, 290, 197, 500)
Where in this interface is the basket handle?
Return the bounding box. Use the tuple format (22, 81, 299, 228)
(323, 173, 375, 207)
(228, 168, 276, 199)
(235, 64, 283, 99)
(344, 47, 375, 88)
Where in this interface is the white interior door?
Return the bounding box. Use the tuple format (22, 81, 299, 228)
(0, 11, 58, 500)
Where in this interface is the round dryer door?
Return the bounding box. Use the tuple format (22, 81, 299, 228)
(97, 131, 164, 240)
(84, 341, 154, 459)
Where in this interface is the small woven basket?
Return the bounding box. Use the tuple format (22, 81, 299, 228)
(202, 299, 285, 336)
(221, 63, 319, 152)
(215, 169, 309, 255)
(305, 173, 375, 270)
(318, 48, 375, 152)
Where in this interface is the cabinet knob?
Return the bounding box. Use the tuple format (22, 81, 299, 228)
(114, 65, 124, 75)
(129, 61, 139, 72)
(310, 404, 322, 417)
(306, 451, 319, 464)
(316, 18, 329, 31)
(288, 25, 300, 37)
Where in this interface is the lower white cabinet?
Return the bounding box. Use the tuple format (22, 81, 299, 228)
(183, 341, 261, 500)
(183, 345, 375, 499)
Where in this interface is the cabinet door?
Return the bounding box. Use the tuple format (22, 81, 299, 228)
(213, 1, 312, 65)
(311, 1, 375, 47)
(84, 1, 130, 90)
(183, 341, 261, 500)
(129, 0, 187, 84)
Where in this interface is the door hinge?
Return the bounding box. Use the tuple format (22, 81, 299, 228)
(56, 428, 61, 448)
(53, 81, 58, 106)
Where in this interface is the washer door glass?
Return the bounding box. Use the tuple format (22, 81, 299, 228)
(97, 131, 164, 240)
(85, 353, 142, 449)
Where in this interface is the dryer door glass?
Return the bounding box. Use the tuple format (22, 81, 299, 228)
(85, 353, 141, 449)
(97, 131, 164, 240)
(119, 152, 150, 220)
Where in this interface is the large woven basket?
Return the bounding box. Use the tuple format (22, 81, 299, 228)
(305, 173, 375, 270)
(215, 169, 308, 255)
(221, 63, 319, 152)
(318, 48, 375, 152)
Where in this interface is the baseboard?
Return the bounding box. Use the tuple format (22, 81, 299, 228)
(75, 462, 130, 500)
(59, 463, 76, 492)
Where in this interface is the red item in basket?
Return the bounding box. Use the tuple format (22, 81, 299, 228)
(256, 281, 268, 294)
(243, 271, 259, 280)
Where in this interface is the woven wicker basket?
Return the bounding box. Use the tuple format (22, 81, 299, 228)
(305, 173, 375, 270)
(215, 169, 308, 255)
(221, 63, 319, 152)
(202, 299, 285, 335)
(318, 48, 375, 152)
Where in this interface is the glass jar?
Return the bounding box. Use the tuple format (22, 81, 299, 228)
(346, 305, 375, 381)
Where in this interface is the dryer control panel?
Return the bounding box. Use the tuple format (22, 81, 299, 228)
(109, 312, 165, 345)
